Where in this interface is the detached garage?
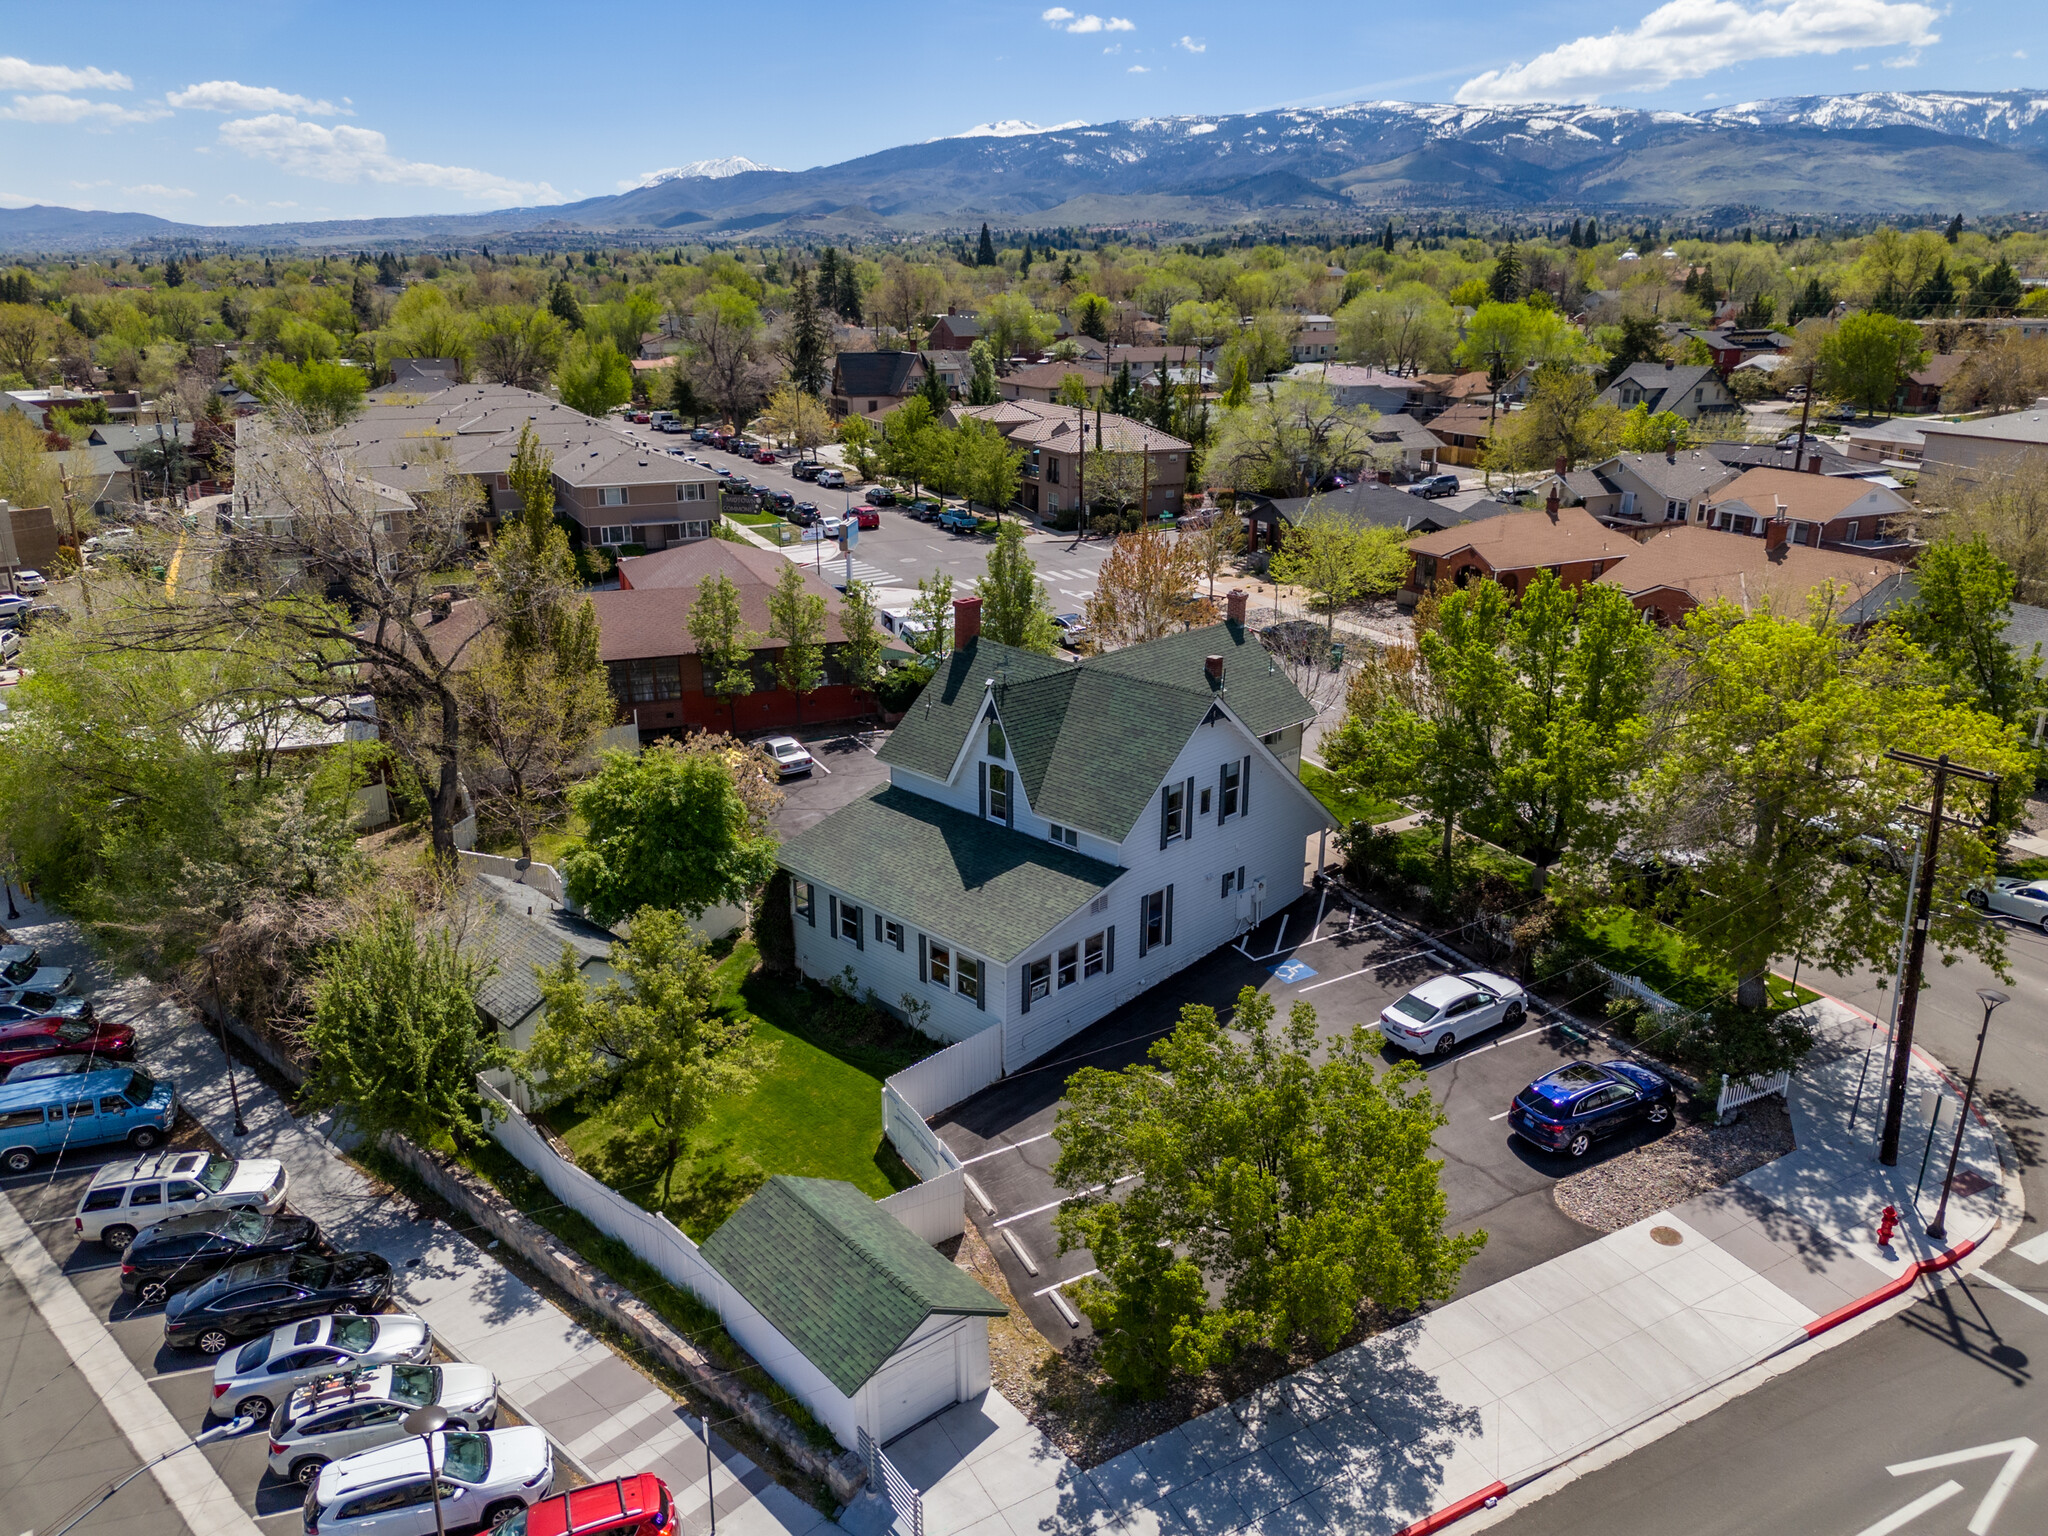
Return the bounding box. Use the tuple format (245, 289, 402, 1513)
(700, 1177, 1007, 1450)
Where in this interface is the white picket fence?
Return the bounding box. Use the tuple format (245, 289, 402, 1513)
(1716, 1068, 1792, 1122)
(1590, 961, 1683, 1015)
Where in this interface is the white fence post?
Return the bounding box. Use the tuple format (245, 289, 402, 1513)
(1715, 1068, 1792, 1123)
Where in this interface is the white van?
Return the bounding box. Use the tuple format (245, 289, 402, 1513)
(74, 1149, 289, 1249)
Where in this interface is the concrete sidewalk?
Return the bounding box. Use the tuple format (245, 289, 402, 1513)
(10, 895, 830, 1536)
(882, 996, 2010, 1536)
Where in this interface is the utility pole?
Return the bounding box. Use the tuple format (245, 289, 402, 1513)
(55, 465, 94, 617)
(1878, 750, 2000, 1165)
(1792, 361, 1815, 469)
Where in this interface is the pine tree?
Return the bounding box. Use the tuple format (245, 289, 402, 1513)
(549, 278, 584, 329)
(1382, 222, 1395, 253)
(1569, 217, 1583, 248)
(163, 257, 184, 288)
(1913, 258, 1956, 319)
(1971, 257, 2024, 317)
(787, 265, 830, 396)
(977, 223, 998, 267)
(1488, 240, 1523, 303)
(835, 261, 863, 325)
(377, 251, 401, 286)
(1021, 243, 1034, 276)
(1945, 212, 1964, 244)
(920, 359, 949, 415)
(1583, 217, 1597, 247)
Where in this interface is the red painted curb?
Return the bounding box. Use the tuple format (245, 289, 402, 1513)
(1803, 1238, 1978, 1338)
(1398, 1481, 1509, 1535)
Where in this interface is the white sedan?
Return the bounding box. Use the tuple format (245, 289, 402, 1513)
(1378, 970, 1529, 1057)
(763, 736, 816, 779)
(1967, 877, 2048, 931)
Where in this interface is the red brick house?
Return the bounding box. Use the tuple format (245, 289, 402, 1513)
(1401, 505, 1630, 605)
(595, 541, 873, 735)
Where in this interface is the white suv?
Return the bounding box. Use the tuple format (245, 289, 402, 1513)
(74, 1150, 289, 1250)
(268, 1361, 499, 1487)
(303, 1428, 552, 1536)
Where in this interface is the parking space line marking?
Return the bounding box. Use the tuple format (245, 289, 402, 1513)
(957, 1131, 1054, 1166)
(1033, 1269, 1100, 1296)
(1295, 949, 1425, 991)
(1488, 1110, 1512, 1121)
(993, 1175, 1136, 1228)
(146, 1365, 215, 1381)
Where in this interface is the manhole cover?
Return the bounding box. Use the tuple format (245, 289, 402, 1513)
(1650, 1225, 1684, 1246)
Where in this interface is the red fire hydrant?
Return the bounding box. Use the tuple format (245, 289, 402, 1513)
(1876, 1204, 1899, 1249)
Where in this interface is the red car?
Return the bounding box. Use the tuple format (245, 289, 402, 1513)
(853, 508, 881, 530)
(753, 448, 776, 466)
(0, 1014, 133, 1072)
(513, 1473, 673, 1536)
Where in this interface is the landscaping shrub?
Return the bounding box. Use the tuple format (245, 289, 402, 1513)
(874, 662, 931, 713)
(752, 870, 796, 975)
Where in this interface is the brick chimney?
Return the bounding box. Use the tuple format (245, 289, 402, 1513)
(1766, 515, 1789, 553)
(1555, 454, 1569, 475)
(1226, 588, 1248, 625)
(1545, 483, 1560, 520)
(1806, 453, 1821, 474)
(953, 595, 982, 647)
(1205, 654, 1225, 685)
(1377, 468, 1392, 484)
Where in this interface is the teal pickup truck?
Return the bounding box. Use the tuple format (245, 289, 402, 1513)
(938, 507, 982, 533)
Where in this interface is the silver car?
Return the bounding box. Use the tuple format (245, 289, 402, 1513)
(1378, 970, 1529, 1057)
(268, 1361, 500, 1487)
(211, 1313, 431, 1424)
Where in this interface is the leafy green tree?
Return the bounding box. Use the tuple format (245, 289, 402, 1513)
(766, 562, 827, 717)
(836, 579, 888, 693)
(976, 520, 1059, 653)
(1053, 987, 1480, 1396)
(1221, 355, 1250, 409)
(1336, 281, 1456, 375)
(1269, 505, 1409, 636)
(1818, 310, 1928, 417)
(303, 899, 508, 1150)
(836, 412, 877, 479)
(919, 360, 949, 417)
(1209, 378, 1379, 499)
(475, 306, 567, 391)
(957, 415, 1024, 517)
(549, 278, 585, 328)
(558, 334, 633, 418)
(1483, 363, 1618, 473)
(981, 291, 1054, 360)
(253, 358, 366, 427)
(967, 337, 1000, 405)
(687, 571, 759, 729)
(1600, 314, 1668, 384)
(561, 741, 781, 924)
(525, 907, 776, 1203)
(1638, 601, 2028, 1009)
(909, 570, 956, 661)
(1616, 402, 1695, 454)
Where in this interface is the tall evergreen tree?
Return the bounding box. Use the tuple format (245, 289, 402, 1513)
(920, 358, 949, 416)
(1583, 216, 1597, 247)
(786, 265, 830, 396)
(1569, 217, 1583, 248)
(834, 261, 863, 325)
(817, 246, 841, 311)
(1971, 257, 2024, 317)
(1021, 243, 1034, 276)
(976, 223, 998, 267)
(1913, 259, 1956, 319)
(1945, 212, 1964, 244)
(1488, 240, 1523, 303)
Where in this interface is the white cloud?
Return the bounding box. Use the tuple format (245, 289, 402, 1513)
(0, 192, 33, 208)
(1128, 64, 1150, 72)
(168, 80, 348, 116)
(69, 179, 111, 189)
(2016, 49, 2030, 59)
(1884, 49, 1920, 67)
(1050, 12, 1133, 33)
(217, 115, 559, 202)
(0, 56, 131, 93)
(1103, 44, 1122, 54)
(1177, 36, 1206, 53)
(124, 183, 193, 197)
(1455, 0, 1940, 103)
(0, 93, 168, 124)
(221, 193, 251, 205)
(268, 200, 298, 208)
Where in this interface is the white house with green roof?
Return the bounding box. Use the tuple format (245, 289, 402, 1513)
(699, 1175, 1007, 1448)
(778, 592, 1333, 1072)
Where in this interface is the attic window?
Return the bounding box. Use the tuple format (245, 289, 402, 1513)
(986, 719, 1007, 759)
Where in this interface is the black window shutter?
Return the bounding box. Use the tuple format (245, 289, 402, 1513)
(1164, 884, 1174, 946)
(1106, 926, 1115, 973)
(1242, 755, 1252, 816)
(854, 909, 864, 951)
(1184, 777, 1195, 841)
(974, 959, 985, 1011)
(1159, 786, 1170, 850)
(1138, 897, 1149, 957)
(918, 933, 928, 981)
(828, 893, 839, 936)
(1006, 774, 1015, 829)
(1218, 763, 1229, 823)
(1020, 963, 1031, 1014)
(874, 912, 882, 942)
(979, 762, 987, 820)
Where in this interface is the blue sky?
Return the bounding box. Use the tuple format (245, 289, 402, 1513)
(1, 0, 2041, 223)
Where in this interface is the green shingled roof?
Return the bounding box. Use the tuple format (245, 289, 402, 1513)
(699, 1177, 1006, 1396)
(877, 622, 1314, 843)
(778, 785, 1119, 963)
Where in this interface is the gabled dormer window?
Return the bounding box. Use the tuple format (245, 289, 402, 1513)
(987, 764, 1011, 823)
(987, 718, 1007, 759)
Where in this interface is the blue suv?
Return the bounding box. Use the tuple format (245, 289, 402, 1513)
(1509, 1060, 1674, 1158)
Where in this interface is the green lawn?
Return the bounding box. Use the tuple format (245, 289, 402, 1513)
(1570, 906, 1817, 1012)
(545, 940, 929, 1239)
(726, 511, 782, 527)
(1299, 761, 1404, 826)
(476, 809, 583, 869)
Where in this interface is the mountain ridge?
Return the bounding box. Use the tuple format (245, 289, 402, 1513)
(4, 89, 2047, 252)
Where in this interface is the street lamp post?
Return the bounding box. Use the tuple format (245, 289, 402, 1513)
(405, 1405, 451, 1536)
(1927, 987, 2005, 1241)
(49, 1416, 254, 1536)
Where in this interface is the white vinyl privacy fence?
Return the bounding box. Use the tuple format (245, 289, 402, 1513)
(878, 1029, 1007, 1242)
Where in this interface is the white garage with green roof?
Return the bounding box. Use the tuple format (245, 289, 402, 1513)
(778, 595, 1331, 1073)
(700, 1175, 1008, 1448)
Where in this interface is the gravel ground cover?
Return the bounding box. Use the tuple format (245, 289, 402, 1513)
(1552, 1098, 1796, 1233)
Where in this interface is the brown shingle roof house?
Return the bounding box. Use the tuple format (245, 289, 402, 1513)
(1401, 506, 1630, 605)
(1595, 522, 1914, 626)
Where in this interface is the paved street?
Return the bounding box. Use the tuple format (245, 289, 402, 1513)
(1478, 912, 2048, 1534)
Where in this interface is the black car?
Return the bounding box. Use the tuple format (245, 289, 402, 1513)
(164, 1250, 395, 1354)
(760, 489, 796, 513)
(121, 1208, 324, 1303)
(791, 461, 823, 482)
(864, 486, 897, 507)
(788, 502, 821, 527)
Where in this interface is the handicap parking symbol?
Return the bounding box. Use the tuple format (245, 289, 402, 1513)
(1269, 959, 1317, 984)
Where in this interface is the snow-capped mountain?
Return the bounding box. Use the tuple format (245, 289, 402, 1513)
(633, 157, 782, 185)
(1703, 90, 2048, 147)
(944, 120, 1089, 140)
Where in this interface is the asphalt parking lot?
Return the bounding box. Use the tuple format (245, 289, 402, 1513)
(0, 1147, 534, 1536)
(932, 889, 1677, 1344)
(766, 724, 893, 838)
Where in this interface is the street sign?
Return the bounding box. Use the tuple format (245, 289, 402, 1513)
(1860, 1438, 2037, 1535)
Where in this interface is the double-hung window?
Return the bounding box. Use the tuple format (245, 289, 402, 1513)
(792, 881, 815, 926)
(1084, 931, 1108, 977)
(1160, 782, 1187, 845)
(1025, 957, 1051, 1003)
(598, 486, 628, 507)
(678, 483, 706, 502)
(837, 900, 863, 944)
(1058, 945, 1078, 988)
(987, 765, 1011, 823)
(1218, 760, 1242, 821)
(1139, 887, 1172, 955)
